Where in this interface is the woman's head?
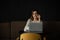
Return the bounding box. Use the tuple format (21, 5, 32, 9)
(32, 11, 39, 19)
(30, 9, 41, 21)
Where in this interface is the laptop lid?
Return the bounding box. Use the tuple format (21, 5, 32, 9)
(29, 22, 43, 33)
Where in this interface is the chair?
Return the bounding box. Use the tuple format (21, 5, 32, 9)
(20, 33, 41, 40)
(16, 37, 19, 40)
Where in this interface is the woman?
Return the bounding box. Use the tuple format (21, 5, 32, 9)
(24, 9, 44, 40)
(24, 9, 43, 32)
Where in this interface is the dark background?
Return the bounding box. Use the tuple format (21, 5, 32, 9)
(0, 0, 56, 22)
(0, 0, 58, 40)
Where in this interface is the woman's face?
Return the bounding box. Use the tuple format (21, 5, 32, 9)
(32, 11, 38, 19)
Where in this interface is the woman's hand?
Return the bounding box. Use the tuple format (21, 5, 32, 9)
(37, 15, 40, 19)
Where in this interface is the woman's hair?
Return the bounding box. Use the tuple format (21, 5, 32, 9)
(30, 9, 40, 21)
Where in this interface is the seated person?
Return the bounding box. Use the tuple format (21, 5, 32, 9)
(24, 9, 44, 40)
(24, 9, 43, 33)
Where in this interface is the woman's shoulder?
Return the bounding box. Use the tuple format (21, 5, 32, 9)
(40, 20, 43, 23)
(28, 18, 31, 20)
(27, 18, 31, 22)
(27, 18, 31, 21)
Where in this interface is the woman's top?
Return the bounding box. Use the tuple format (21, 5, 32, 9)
(24, 19, 43, 33)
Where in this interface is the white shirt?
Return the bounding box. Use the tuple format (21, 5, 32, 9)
(24, 19, 31, 32)
(24, 19, 43, 33)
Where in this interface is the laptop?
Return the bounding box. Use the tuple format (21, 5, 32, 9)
(29, 22, 43, 33)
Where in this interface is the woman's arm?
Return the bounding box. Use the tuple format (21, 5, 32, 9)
(24, 19, 31, 32)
